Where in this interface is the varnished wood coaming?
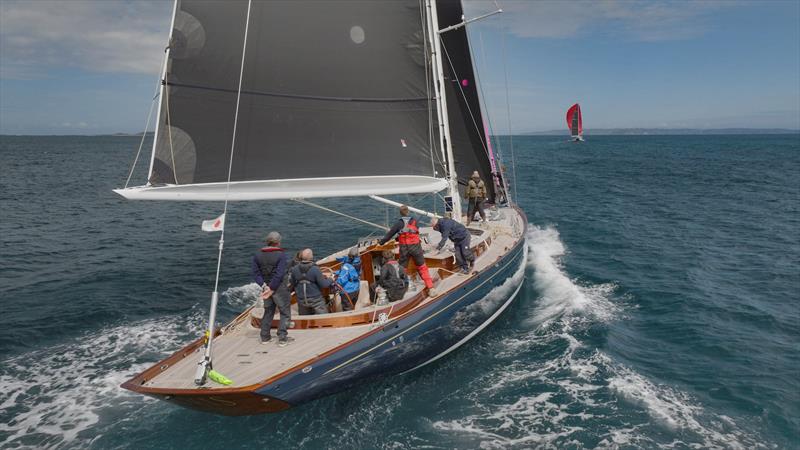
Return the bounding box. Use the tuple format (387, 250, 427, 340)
(261, 289, 427, 329)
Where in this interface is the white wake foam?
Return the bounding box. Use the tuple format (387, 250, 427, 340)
(526, 225, 619, 327)
(432, 225, 760, 449)
(221, 282, 262, 309)
(607, 367, 762, 449)
(0, 312, 203, 448)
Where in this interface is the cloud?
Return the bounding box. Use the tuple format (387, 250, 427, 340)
(464, 0, 734, 41)
(0, 0, 172, 79)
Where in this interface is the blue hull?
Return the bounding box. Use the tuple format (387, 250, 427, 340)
(256, 237, 527, 406)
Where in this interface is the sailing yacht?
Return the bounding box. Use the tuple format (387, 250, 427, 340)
(567, 103, 584, 141)
(115, 0, 526, 415)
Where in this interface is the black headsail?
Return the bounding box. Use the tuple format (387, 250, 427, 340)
(145, 0, 443, 196)
(435, 0, 498, 202)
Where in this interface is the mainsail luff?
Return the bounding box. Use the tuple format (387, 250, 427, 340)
(139, 0, 446, 198)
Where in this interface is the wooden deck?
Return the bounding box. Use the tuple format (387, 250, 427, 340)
(140, 207, 525, 390)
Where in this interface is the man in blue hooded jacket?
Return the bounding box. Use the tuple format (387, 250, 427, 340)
(335, 247, 361, 311)
(432, 216, 474, 274)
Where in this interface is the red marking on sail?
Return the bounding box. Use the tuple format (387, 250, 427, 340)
(566, 103, 583, 136)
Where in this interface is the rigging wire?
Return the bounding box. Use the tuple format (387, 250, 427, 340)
(477, 32, 512, 204)
(124, 95, 158, 188)
(214, 0, 253, 293)
(164, 79, 178, 184)
(124, 57, 166, 188)
(501, 26, 517, 203)
(196, 0, 252, 383)
(439, 37, 492, 162)
(291, 199, 389, 231)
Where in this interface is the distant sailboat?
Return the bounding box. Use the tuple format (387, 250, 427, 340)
(566, 103, 584, 141)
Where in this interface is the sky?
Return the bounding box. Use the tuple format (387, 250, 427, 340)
(0, 0, 798, 135)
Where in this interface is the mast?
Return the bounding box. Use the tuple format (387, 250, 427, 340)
(426, 0, 461, 221)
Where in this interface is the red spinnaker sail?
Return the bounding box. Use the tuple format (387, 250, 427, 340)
(566, 103, 583, 136)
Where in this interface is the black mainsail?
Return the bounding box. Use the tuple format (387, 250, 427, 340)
(126, 0, 448, 200)
(117, 0, 505, 203)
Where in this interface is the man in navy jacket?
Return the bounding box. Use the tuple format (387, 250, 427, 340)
(252, 231, 291, 346)
(432, 216, 474, 274)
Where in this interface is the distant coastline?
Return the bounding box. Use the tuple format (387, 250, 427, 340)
(522, 128, 800, 136)
(109, 132, 155, 137)
(1, 129, 798, 137)
(0, 132, 156, 137)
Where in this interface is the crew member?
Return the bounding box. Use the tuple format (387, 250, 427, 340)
(335, 247, 361, 311)
(289, 248, 333, 316)
(466, 170, 487, 225)
(251, 231, 291, 346)
(432, 216, 474, 274)
(374, 250, 409, 301)
(378, 205, 435, 296)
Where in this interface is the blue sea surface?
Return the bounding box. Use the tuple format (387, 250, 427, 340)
(0, 134, 798, 448)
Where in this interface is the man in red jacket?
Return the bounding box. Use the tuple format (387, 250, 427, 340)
(378, 205, 436, 296)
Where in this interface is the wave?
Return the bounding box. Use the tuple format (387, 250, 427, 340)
(526, 225, 619, 327)
(432, 225, 762, 449)
(0, 311, 205, 449)
(221, 283, 262, 309)
(0, 283, 270, 449)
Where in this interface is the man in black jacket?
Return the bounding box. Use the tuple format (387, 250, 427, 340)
(289, 248, 333, 315)
(251, 231, 291, 346)
(376, 250, 409, 301)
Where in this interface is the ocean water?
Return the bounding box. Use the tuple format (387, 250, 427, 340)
(0, 134, 798, 449)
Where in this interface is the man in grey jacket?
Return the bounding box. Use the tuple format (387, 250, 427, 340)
(289, 248, 334, 315)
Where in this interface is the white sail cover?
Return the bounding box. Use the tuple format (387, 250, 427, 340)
(117, 0, 448, 201)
